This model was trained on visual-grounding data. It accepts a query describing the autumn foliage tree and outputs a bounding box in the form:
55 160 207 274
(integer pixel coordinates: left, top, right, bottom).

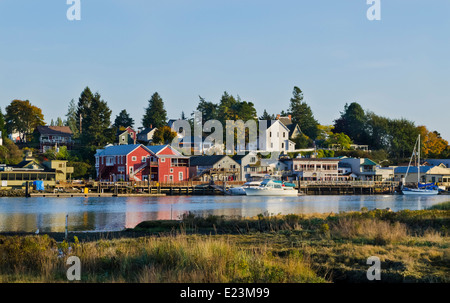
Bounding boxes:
5 99 45 142
152 126 178 145
417 126 449 158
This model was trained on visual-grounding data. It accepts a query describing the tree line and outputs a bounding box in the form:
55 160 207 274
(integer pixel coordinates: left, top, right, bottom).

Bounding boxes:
1 85 449 177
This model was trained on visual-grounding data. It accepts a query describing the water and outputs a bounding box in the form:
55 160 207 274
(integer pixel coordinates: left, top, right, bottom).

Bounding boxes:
0 195 448 232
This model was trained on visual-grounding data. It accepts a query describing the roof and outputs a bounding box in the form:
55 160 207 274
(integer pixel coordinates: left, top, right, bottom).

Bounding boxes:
362 159 378 166
231 153 255 163
277 117 293 126
264 120 290 132
36 126 73 136
394 166 434 174
189 155 231 167
97 144 143 156
138 127 157 136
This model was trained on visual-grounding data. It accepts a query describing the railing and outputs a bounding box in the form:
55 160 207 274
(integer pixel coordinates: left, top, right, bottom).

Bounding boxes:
298 181 399 187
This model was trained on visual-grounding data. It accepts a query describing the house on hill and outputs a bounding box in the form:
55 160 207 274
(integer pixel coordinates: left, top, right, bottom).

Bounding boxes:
35 126 74 153
258 119 296 153
117 127 137 145
136 127 157 144
95 144 189 182
276 115 302 140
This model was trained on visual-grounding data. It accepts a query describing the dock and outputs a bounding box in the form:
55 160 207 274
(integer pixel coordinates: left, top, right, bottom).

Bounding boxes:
25 180 401 197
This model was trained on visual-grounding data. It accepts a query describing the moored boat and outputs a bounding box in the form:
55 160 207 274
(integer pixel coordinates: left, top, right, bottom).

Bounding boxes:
244 179 299 196
401 135 439 195
227 181 262 195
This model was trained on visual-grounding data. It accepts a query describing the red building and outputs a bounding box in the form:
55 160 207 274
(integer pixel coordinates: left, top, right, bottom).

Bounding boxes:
95 144 190 182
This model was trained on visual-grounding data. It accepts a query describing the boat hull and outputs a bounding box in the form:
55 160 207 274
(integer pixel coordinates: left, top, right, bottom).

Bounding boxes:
402 188 439 195
245 188 299 196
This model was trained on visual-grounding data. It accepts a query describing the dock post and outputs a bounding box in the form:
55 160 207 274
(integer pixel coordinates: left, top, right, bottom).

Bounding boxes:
25 181 29 198
65 214 69 241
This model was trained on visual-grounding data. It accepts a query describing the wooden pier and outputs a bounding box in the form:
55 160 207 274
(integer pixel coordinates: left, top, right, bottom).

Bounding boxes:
32 180 401 197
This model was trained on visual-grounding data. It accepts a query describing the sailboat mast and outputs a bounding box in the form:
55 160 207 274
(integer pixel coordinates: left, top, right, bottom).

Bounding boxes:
418 134 420 185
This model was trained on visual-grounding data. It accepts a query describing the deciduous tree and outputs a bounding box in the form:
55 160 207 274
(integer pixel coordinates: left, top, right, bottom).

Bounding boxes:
5 99 45 142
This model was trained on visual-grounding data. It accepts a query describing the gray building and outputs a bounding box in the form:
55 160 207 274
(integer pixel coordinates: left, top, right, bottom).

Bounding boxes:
189 155 240 181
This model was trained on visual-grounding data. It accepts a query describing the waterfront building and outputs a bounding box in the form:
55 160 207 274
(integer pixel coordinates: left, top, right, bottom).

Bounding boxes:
0 151 74 189
394 164 450 186
95 144 189 182
189 155 240 182
286 156 340 181
232 152 270 181
34 125 74 153
425 159 450 168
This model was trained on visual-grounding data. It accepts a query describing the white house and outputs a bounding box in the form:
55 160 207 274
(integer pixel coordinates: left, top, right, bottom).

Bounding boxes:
258 120 296 153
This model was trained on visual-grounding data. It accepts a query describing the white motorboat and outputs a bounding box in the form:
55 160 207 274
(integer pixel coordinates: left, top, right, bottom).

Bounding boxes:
227 181 262 195
244 179 299 196
401 134 439 195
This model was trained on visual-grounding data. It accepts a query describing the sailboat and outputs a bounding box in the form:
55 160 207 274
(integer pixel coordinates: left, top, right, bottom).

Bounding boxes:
401 135 439 195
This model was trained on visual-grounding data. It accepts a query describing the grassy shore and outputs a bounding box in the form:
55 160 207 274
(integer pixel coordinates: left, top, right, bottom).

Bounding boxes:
0 203 449 283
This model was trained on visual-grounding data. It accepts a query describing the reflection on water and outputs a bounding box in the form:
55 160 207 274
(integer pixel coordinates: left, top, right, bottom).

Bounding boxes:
0 195 448 232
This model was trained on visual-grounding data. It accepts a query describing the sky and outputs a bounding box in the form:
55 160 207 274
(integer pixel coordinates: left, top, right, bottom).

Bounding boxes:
0 0 449 141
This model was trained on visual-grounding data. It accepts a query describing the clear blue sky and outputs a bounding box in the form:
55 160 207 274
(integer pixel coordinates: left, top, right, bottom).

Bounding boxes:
1 0 449 141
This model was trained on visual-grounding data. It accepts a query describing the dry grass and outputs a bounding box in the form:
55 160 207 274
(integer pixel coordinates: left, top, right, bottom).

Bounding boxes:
1 206 449 283
0 233 325 283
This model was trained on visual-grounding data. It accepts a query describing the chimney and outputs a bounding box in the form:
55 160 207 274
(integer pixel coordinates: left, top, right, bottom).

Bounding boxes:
288 115 292 120
276 114 280 120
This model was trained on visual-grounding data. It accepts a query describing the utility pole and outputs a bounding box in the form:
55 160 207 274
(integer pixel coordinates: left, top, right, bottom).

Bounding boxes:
79 114 83 134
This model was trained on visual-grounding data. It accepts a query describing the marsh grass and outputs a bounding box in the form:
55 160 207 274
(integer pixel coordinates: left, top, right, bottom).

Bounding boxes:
0 232 325 283
1 205 449 283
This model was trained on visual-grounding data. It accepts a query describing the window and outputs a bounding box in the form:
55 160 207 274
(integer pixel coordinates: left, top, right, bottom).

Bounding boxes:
161 158 165 162
132 156 137 162
269 132 272 138
170 168 174 173
142 156 146 163
129 166 134 174
281 143 284 148
283 132 286 138
179 172 183 181
250 157 256 163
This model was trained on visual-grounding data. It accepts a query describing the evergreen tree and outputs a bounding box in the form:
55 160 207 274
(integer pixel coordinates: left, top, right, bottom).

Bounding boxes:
65 99 79 136
259 109 275 121
142 92 168 128
333 102 368 144
56 117 64 127
76 87 95 135
288 86 319 139
81 92 115 149
75 87 115 166
196 96 218 123
0 108 6 140
114 109 135 129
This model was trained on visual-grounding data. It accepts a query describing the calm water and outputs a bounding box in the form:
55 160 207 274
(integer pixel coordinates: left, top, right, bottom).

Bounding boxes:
0 195 449 232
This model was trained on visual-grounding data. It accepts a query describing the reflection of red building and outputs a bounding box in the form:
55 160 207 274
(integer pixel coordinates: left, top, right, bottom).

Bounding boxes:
95 144 190 182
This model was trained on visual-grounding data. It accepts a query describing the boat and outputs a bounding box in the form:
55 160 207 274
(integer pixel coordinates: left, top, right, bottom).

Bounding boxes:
227 181 262 195
244 179 299 196
401 135 439 195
